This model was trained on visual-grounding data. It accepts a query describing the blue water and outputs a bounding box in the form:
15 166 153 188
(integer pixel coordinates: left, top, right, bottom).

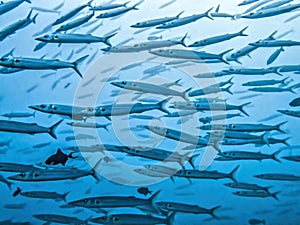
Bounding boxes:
0 0 300 224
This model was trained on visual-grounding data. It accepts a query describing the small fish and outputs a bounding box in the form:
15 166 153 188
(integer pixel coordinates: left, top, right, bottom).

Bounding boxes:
289 97 300 106
1 111 35 118
33 214 90 225
267 47 284 65
233 190 279 200
159 0 176 9
26 84 38 93
45 148 77 166
32 142 51 148
249 219 266 225
137 187 152 196
20 189 70 202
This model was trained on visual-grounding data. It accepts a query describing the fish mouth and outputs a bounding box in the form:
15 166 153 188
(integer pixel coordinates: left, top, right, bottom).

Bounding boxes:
101 47 111 52
28 105 40 110
35 37 43 41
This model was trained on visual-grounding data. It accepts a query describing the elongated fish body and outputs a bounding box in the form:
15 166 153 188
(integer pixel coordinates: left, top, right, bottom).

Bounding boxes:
90 213 170 225
211 131 265 141
219 150 280 162
194 71 230 78
224 182 271 192
248 86 294 93
8 168 98 181
134 168 173 178
233 190 279 200
220 138 262 146
29 104 92 119
92 99 170 116
111 81 189 100
52 1 92 25
149 49 231 64
33 214 88 225
21 191 69 201
0 55 88 78
171 102 250 116
0 10 37 41
0 119 62 139
0 66 22 74
242 3 300 19
0 0 30 16
96 4 139 19
238 0 259 6
254 173 300 181
67 121 110 129
156 202 220 219
258 0 293 11
200 122 286 133
142 125 201 145
103 35 187 53
0 162 42 172
242 77 288 86
223 67 280 75
91 2 129 11
273 64 300 73
188 84 232 97
156 8 213 29
278 109 300 118
189 27 248 47
210 5 234 18
282 155 300 162
1 112 35 118
36 33 116 46
251 40 300 47
131 11 184 28
267 47 284 65
226 45 258 62
199 113 242 124
68 190 160 209
175 166 239 182
56 12 94 32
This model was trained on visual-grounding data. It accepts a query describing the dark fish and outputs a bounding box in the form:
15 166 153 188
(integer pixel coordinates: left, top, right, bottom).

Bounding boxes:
290 97 300 106
249 219 266 225
13 187 21 197
137 187 152 196
45 148 77 166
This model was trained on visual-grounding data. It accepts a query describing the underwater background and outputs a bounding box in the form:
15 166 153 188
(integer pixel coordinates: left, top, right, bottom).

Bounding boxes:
0 0 300 224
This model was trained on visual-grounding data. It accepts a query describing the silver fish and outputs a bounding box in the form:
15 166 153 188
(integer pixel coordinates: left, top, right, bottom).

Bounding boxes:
233 190 279 200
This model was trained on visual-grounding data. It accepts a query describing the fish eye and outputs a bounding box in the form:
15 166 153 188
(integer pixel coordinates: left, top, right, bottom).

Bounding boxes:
14 59 20 62
232 153 235 156
82 199 87 203
95 200 100 204
33 173 39 177
168 204 172 207
20 173 25 177
40 104 46 108
101 108 106 112
101 216 107 220
121 81 127 85
135 150 139 153
44 35 49 38
187 171 191 175
133 44 139 47
54 35 58 38
51 105 57 110
113 217 120 221
136 23 140 25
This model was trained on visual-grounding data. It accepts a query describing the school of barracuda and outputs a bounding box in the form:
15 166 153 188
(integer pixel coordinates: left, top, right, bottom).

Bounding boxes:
0 0 300 224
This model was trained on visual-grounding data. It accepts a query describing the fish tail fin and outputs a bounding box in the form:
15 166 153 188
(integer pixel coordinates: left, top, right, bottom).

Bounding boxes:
224 83 233 95
148 190 161 211
238 102 251 116
25 0 31 3
123 1 130 6
262 219 266 225
73 55 89 78
179 33 188 47
276 121 287 133
204 7 214 20
31 13 38 24
281 76 289 85
272 191 280 201
132 3 139 10
288 84 298 93
48 120 63 139
229 165 239 183
167 212 176 225
26 9 33 20
174 78 182 86
272 150 282 163
32 111 36 118
86 0 93 7
219 49 233 64
226 76 234 85
209 205 221 219
176 10 184 18
91 158 102 181
238 26 248 36
182 87 192 101
187 153 199 169
158 97 171 115
261 131 270 146
282 137 290 147
63 191 71 202
103 123 111 132
103 32 117 47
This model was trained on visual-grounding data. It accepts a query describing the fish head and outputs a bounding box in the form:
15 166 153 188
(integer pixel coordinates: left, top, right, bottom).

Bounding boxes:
224 182 237 188
35 33 54 42
33 214 53 221
130 22 146 28
90 215 109 224
68 198 92 207
8 171 33 181
0 57 14 66
110 81 131 89
29 104 55 112
149 49 172 57
144 125 167 135
198 124 211 130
